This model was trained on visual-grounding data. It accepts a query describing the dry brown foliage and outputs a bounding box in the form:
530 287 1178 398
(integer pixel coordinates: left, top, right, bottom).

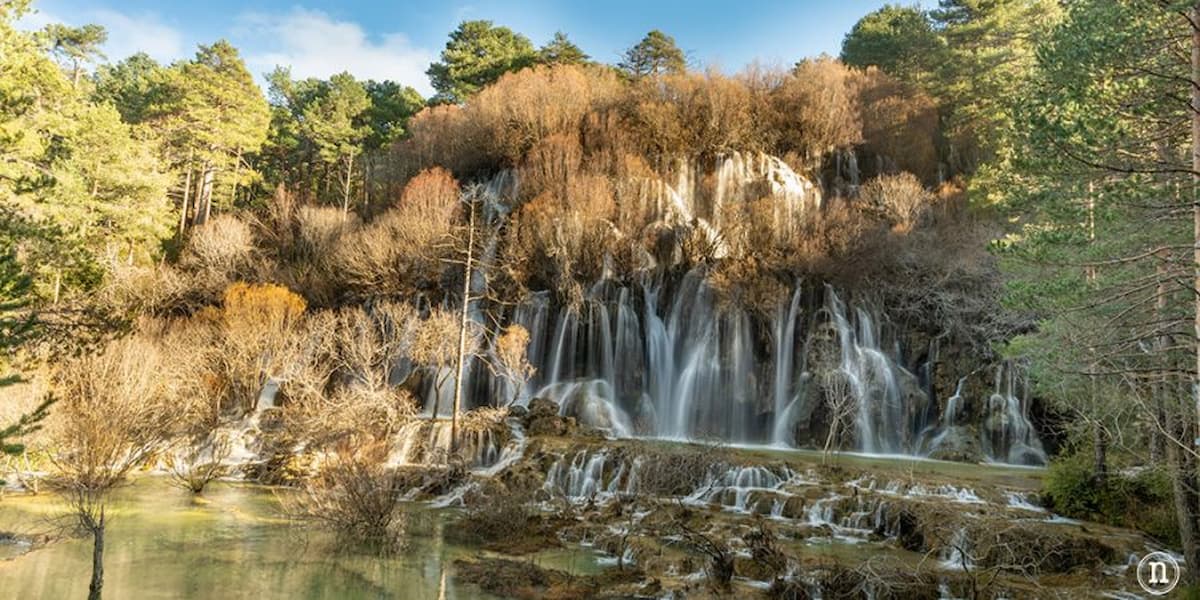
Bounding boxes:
209 282 309 412
289 442 410 553
408 308 461 370
181 214 255 278
622 70 756 157
472 64 622 165
853 68 940 184
493 324 535 406
51 335 179 492
769 58 862 173
505 176 618 294
398 167 461 220
395 103 486 178
335 173 460 299
860 172 933 231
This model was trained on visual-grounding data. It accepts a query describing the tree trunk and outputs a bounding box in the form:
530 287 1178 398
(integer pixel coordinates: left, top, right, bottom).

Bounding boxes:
1153 255 1170 462
1170 404 1200 585
195 164 215 226
227 148 243 209
450 201 476 451
1093 425 1107 483
341 153 354 218
1193 1 1200 446
178 163 193 238
88 509 105 600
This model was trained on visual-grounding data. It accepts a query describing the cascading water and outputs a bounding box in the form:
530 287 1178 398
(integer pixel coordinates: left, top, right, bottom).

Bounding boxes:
981 362 1047 465
423 152 1047 465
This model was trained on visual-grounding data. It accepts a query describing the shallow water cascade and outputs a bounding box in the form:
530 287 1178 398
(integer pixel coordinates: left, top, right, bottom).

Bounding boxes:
412 152 1048 465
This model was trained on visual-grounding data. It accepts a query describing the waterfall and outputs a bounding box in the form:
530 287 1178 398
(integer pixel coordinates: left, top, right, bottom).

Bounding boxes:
771 285 804 445
425 153 1047 465
505 276 1043 462
981 362 1047 465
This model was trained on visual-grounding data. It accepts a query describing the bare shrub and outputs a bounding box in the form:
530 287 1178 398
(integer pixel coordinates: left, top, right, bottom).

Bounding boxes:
289 442 410 553
157 318 224 431
859 172 933 231
98 262 193 316
50 335 179 600
472 64 622 165
210 282 308 412
335 174 460 299
446 484 557 553
632 442 730 497
287 386 417 449
408 308 482 419
821 370 856 462
166 432 232 494
671 518 734 591
331 303 416 395
181 214 255 278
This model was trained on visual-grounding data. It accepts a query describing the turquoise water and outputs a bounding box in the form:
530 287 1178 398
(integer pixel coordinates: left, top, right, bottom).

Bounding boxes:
0 479 602 599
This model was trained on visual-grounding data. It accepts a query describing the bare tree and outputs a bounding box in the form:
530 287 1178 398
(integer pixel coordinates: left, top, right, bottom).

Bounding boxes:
51 336 178 600
821 370 856 464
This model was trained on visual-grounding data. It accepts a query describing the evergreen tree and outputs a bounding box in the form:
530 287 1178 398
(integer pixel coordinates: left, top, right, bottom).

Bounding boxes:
302 72 372 214
538 31 590 66
619 30 687 78
929 0 1060 171
993 0 1200 578
840 4 943 88
93 52 168 124
362 80 424 151
151 41 270 227
427 20 537 103
41 23 106 87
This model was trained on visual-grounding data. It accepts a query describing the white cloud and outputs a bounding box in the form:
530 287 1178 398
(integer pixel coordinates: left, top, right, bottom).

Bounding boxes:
239 8 436 96
16 6 185 64
89 9 185 63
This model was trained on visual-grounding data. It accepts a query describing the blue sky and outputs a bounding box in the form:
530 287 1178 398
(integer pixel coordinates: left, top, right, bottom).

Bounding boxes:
20 1 931 96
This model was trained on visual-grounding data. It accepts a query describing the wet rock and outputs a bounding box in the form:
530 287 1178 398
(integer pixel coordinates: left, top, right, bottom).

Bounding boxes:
875 506 924 552
527 415 567 436
927 426 983 463
523 398 575 437
527 397 559 418
507 405 529 418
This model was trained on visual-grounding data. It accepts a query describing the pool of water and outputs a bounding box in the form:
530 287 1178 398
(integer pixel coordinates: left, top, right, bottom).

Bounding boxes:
0 479 604 599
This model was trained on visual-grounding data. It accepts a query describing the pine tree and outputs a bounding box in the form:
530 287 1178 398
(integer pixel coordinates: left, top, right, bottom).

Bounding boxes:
427 20 537 103
619 30 687 78
538 31 590 66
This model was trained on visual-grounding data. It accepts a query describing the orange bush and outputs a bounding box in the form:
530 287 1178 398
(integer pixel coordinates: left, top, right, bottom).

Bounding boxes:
399 167 462 220
222 282 307 330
